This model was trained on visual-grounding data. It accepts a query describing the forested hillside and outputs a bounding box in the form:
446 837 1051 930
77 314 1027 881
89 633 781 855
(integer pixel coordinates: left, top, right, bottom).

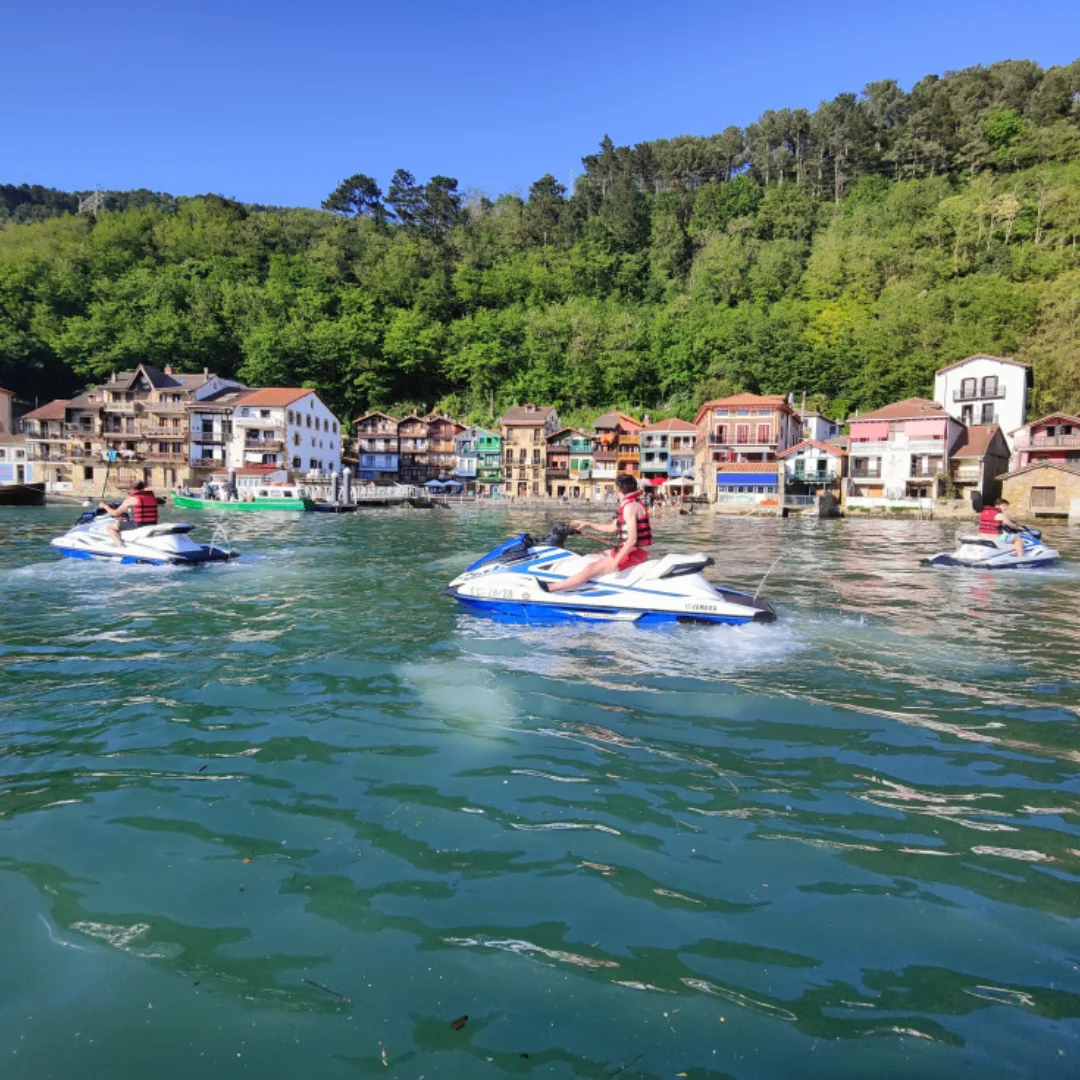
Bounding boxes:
2 57 1079 423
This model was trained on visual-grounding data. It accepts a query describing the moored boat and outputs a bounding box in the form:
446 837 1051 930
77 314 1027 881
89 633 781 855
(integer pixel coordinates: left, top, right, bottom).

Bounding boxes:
0 482 46 506
171 483 315 512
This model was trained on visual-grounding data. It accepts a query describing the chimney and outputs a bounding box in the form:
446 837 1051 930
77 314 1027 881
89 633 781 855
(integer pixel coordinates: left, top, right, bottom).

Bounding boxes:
164 364 173 375
643 413 651 425
204 367 209 379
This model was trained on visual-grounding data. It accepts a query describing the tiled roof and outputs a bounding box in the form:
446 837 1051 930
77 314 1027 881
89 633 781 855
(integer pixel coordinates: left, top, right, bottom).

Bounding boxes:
186 390 250 410
547 426 588 440
713 462 780 473
66 390 103 408
935 354 1032 375
22 399 70 421
826 436 849 450
997 461 1080 481
353 411 400 425
0 433 26 445
593 410 643 430
500 404 557 425
778 438 847 459
949 424 1004 459
234 388 317 407
0 387 14 396
694 394 793 425
642 417 697 432
850 397 949 422
1009 411 1080 436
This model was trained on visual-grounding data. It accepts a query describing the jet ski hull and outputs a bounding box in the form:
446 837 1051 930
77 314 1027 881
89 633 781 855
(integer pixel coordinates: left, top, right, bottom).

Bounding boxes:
922 531 1060 570
446 534 775 627
51 516 238 565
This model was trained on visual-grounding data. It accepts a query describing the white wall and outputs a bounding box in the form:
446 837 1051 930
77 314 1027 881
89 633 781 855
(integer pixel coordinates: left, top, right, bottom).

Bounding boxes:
934 358 1028 451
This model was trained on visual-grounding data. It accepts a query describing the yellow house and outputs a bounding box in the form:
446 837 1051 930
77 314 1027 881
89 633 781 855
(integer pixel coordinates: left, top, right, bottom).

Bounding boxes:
999 461 1080 518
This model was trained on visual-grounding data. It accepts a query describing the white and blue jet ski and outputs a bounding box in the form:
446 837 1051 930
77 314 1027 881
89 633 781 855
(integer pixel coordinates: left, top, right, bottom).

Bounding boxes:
922 526 1059 570
445 524 776 626
51 509 238 565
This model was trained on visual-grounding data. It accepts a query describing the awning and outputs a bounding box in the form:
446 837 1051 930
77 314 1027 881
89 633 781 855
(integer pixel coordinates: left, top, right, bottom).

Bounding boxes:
849 420 889 441
648 476 666 486
906 419 945 438
716 473 777 486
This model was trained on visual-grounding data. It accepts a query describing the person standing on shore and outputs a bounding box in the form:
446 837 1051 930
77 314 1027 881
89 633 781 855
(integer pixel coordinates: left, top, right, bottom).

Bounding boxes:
540 474 652 593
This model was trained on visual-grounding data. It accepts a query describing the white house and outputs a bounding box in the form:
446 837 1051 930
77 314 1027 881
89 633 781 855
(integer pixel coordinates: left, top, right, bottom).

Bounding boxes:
228 389 343 477
797 409 842 443
934 355 1031 453
777 439 847 487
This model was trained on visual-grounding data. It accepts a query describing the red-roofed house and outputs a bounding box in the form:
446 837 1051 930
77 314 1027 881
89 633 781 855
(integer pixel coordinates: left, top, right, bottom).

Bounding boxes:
1009 412 1080 470
640 418 697 488
692 394 800 502
846 398 965 507
778 439 848 491
229 389 343 477
500 404 561 497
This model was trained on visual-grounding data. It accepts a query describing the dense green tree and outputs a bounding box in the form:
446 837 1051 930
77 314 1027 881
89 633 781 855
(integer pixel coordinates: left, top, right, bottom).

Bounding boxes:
3 54 1080 422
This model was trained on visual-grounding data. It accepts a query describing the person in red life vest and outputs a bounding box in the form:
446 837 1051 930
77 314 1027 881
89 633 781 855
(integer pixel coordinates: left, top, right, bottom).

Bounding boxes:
978 497 1024 558
98 480 159 547
540 474 652 593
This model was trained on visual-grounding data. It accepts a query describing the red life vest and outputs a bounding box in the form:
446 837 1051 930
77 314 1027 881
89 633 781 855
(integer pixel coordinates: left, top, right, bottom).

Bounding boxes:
131 489 159 525
978 505 1001 535
615 490 652 548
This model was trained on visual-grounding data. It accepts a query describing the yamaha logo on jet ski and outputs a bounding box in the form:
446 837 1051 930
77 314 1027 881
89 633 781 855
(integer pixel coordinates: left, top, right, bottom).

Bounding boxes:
445 523 776 627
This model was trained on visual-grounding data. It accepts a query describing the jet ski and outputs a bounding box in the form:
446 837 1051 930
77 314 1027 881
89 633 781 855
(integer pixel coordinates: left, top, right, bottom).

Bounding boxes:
922 526 1059 570
51 509 238 565
445 524 776 626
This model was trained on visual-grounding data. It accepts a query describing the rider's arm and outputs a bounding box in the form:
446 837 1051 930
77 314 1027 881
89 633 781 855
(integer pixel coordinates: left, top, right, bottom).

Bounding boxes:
574 519 617 535
100 497 131 518
998 511 1021 530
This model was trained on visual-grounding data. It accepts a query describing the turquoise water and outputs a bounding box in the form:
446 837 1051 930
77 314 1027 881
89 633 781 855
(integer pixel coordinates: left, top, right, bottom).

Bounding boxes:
2 505 1079 1079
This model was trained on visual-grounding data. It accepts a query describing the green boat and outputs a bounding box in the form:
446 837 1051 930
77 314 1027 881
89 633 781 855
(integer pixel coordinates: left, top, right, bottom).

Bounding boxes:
171 486 315 512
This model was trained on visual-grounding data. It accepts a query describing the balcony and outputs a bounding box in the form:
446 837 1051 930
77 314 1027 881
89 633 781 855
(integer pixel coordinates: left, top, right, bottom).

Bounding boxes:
568 439 593 454
547 468 569 479
102 401 138 414
1017 433 1080 449
791 471 838 485
101 428 139 439
910 469 945 480
952 465 981 482
954 388 1005 402
64 424 96 439
141 450 188 462
570 467 592 479
191 431 227 444
709 435 777 447
245 439 285 452
850 469 882 479
142 425 187 438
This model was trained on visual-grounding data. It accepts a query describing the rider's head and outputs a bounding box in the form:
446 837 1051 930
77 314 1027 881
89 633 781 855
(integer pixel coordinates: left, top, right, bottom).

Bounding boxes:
131 480 146 492
996 498 1009 508
615 474 638 495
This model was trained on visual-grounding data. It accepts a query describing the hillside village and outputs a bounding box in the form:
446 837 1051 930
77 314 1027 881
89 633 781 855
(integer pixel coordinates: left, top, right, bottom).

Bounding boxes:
2 352 1080 516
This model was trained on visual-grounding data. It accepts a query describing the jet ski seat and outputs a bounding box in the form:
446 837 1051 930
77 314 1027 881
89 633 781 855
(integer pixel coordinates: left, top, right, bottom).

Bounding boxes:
608 553 714 587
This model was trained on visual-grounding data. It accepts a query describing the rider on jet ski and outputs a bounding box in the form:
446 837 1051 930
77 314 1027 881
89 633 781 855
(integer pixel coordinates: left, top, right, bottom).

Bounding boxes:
979 498 1024 559
98 480 158 548
540 474 652 593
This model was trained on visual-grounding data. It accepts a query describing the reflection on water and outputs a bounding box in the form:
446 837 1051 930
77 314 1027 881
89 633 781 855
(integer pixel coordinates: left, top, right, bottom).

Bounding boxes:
1 506 1078 1078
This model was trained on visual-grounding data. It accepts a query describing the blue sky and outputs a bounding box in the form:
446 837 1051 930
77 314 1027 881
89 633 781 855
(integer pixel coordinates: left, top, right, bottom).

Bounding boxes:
6 0 1080 208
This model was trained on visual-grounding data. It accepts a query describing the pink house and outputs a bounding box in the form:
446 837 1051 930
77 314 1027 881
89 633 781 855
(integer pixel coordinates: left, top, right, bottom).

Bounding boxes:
847 397 964 503
1010 412 1080 469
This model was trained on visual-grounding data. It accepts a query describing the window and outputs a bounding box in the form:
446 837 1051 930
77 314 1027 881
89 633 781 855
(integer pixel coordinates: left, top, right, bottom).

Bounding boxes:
735 424 750 444
962 405 973 425
294 433 301 446
981 404 995 423
260 409 270 419
83 465 93 480
736 409 749 416
982 376 998 397
715 425 728 443
1031 486 1056 508
333 422 338 434
757 423 771 443
306 416 312 428
293 457 301 468
287 410 294 424
961 377 976 399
